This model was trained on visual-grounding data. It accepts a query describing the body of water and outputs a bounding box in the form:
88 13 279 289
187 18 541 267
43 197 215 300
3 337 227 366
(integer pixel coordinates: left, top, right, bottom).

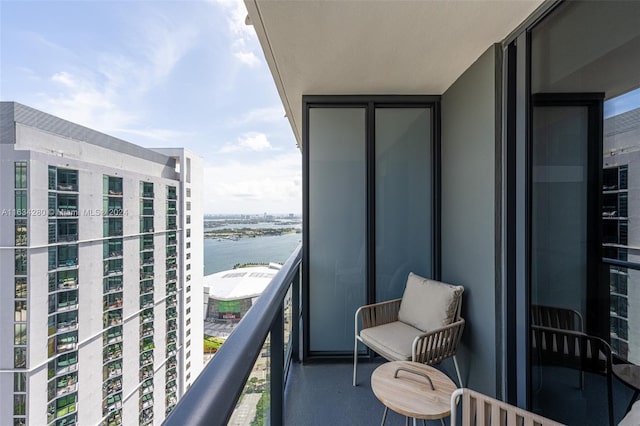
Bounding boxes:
203 232 301 275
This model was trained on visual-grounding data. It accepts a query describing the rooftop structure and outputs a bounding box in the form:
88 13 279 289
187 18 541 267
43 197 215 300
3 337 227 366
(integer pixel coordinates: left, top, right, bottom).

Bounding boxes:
203 264 282 322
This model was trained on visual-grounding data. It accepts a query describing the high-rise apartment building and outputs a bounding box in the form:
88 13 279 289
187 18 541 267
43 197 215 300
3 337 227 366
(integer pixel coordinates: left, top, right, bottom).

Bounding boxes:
603 106 640 364
0 102 203 426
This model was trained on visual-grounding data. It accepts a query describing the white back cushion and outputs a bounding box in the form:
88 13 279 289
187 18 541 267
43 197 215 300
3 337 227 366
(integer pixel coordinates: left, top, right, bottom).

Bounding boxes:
398 272 464 333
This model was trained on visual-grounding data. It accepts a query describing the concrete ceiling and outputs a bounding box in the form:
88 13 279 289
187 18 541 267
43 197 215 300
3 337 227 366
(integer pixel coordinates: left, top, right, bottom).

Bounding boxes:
245 0 544 146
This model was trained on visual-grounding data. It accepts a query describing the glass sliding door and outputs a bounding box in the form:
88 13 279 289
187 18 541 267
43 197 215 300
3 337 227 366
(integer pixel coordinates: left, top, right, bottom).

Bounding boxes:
375 108 432 301
308 107 366 353
523 2 640 423
530 96 603 425
531 103 590 315
304 97 437 357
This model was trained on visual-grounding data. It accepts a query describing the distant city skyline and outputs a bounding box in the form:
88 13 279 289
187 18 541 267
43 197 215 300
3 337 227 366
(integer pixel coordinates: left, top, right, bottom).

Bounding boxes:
0 0 301 214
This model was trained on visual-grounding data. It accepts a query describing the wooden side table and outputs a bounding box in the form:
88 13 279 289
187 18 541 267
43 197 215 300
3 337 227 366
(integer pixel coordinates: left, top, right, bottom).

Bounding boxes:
371 360 457 426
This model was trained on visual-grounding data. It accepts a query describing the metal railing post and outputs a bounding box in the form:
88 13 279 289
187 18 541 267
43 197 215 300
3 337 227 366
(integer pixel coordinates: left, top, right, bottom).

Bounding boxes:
270 300 284 425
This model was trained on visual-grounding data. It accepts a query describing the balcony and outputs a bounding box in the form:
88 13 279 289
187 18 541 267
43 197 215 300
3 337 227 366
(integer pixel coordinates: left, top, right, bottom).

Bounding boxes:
56 183 78 192
103 327 123 345
140 326 154 338
104 278 123 294
54 301 79 314
166 344 177 357
140 352 154 367
58 277 78 290
54 320 78 335
140 339 155 353
103 298 123 312
140 366 153 381
55 233 78 243
140 379 154 395
104 411 121 426
105 361 122 379
56 208 78 217
164 245 468 425
140 396 153 410
103 310 122 327
140 296 154 309
140 410 153 425
56 381 78 397
104 344 122 362
167 320 177 332
103 394 122 415
103 378 122 395
140 309 154 324
104 250 123 260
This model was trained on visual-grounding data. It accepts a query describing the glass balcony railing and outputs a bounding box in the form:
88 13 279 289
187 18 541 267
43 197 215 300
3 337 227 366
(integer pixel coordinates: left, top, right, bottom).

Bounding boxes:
58 276 78 290
105 411 121 426
103 394 122 415
104 344 122 362
103 327 123 345
140 294 154 309
140 339 155 353
141 309 154 324
164 245 301 426
140 352 153 367
103 377 122 396
167 319 177 332
103 297 122 312
140 282 154 295
166 356 177 370
103 310 122 327
140 365 153 381
57 183 78 192
103 277 123 294
105 360 122 379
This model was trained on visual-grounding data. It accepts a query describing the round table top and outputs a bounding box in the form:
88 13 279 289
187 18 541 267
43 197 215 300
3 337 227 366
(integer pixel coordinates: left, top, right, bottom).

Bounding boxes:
371 360 457 420
613 363 640 390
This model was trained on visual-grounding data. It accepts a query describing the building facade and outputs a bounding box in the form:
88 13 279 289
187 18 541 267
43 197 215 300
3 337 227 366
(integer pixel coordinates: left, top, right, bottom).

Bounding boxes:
0 102 203 426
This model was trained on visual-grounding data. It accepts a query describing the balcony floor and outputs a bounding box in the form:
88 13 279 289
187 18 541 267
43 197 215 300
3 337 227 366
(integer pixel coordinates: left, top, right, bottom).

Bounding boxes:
284 360 450 426
284 360 635 425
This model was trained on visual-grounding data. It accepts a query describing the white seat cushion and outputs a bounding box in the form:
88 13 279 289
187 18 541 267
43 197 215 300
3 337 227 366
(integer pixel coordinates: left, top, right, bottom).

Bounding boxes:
360 321 423 361
398 272 464 333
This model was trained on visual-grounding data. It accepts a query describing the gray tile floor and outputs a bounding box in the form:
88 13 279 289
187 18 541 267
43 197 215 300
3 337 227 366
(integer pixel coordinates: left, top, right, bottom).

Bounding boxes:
284 360 450 426
283 361 637 426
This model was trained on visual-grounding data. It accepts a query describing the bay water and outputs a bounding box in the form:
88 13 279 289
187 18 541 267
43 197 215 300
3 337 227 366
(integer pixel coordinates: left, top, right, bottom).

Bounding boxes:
203 232 302 275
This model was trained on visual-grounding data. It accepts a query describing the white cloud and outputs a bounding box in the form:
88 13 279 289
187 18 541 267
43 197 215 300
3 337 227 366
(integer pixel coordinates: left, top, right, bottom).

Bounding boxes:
30 12 199 141
232 106 285 126
219 132 274 153
210 0 262 67
203 151 302 214
42 70 135 132
234 51 260 67
115 128 197 145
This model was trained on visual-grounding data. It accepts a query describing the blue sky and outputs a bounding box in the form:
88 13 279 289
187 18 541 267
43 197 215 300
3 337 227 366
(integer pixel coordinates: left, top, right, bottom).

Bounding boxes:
0 0 300 215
